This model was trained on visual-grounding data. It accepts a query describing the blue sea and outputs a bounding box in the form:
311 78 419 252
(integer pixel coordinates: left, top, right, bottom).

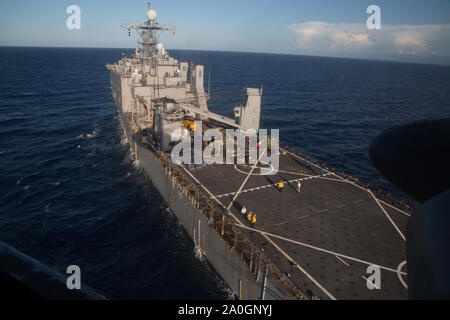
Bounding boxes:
0 47 449 299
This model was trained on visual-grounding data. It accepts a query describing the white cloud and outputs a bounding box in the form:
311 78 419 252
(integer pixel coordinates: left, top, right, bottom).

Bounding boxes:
288 22 450 62
290 22 373 50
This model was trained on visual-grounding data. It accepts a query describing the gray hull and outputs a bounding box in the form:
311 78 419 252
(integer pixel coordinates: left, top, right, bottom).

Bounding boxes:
115 107 286 300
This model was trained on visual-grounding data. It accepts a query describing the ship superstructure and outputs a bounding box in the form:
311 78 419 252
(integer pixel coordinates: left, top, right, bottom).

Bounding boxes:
107 5 261 152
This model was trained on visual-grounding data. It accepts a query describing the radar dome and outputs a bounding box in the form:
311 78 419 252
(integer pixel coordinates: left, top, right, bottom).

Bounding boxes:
156 43 164 51
146 9 157 20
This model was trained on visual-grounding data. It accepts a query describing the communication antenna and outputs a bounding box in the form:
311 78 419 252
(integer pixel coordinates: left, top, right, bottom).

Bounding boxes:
121 3 175 61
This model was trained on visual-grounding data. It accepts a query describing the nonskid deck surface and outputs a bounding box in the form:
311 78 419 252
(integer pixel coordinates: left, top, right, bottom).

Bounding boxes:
180 150 410 300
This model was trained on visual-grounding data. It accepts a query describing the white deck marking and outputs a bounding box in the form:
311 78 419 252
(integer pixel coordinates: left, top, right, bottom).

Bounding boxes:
227 149 267 211
337 177 411 217
281 147 411 215
260 231 337 300
234 163 275 176
215 174 326 199
184 149 409 299
181 165 228 210
223 153 337 299
335 255 349 267
183 162 336 300
378 199 411 217
280 148 333 175
281 147 411 242
276 169 332 177
274 214 309 227
397 261 408 289
234 224 406 275
368 189 406 241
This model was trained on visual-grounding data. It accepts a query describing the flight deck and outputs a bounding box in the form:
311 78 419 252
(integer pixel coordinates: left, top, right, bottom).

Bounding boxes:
181 146 411 300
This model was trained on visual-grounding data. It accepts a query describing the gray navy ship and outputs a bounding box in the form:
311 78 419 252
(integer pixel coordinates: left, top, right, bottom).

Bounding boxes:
106 5 413 300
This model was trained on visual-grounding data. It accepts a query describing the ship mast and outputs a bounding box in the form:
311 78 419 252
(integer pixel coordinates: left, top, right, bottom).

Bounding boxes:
121 3 174 61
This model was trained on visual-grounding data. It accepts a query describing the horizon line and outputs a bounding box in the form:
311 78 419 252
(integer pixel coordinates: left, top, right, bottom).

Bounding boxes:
1 45 449 67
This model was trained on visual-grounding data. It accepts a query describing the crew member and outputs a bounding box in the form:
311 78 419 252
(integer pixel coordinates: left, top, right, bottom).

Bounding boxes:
252 214 256 225
241 206 247 216
297 181 302 193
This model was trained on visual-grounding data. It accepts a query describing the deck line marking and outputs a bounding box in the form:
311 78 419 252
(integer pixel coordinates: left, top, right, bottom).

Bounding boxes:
281 147 412 217
275 215 309 226
341 178 411 217
215 175 322 199
180 165 246 228
311 176 353 183
181 165 226 208
260 232 337 300
185 150 409 298
377 199 411 217
277 169 332 178
335 255 349 267
368 189 406 242
235 164 332 180
183 165 374 300
227 150 267 211
397 261 408 289
337 204 346 208
326 172 412 217
265 169 313 177
234 224 406 275
280 148 333 175
183 164 335 300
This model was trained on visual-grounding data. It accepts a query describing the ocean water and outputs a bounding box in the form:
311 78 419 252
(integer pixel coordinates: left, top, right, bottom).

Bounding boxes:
0 47 449 299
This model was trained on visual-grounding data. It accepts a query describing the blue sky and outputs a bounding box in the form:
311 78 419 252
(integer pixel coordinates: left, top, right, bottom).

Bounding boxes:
1 0 450 64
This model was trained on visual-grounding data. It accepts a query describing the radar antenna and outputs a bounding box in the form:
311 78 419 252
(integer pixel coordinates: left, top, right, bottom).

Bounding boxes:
121 3 175 60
